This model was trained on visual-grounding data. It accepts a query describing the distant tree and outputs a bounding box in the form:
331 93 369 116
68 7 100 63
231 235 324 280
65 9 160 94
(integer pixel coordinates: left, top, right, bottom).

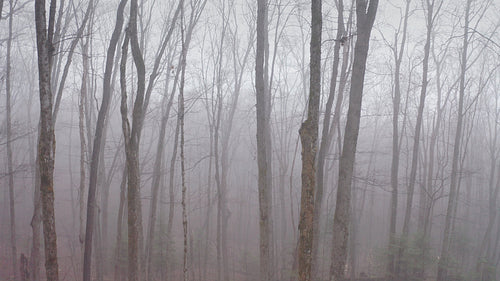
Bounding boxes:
82 0 126 280
396 0 440 277
5 0 16 279
312 0 346 278
437 0 471 279
386 1 411 279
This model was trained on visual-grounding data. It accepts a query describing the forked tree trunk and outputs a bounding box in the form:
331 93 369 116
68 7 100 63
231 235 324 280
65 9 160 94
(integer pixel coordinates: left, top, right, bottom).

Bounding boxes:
330 1 378 280
124 0 147 279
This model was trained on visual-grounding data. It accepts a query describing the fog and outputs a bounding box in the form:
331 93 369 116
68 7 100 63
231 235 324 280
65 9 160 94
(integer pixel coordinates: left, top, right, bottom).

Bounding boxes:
1 0 500 280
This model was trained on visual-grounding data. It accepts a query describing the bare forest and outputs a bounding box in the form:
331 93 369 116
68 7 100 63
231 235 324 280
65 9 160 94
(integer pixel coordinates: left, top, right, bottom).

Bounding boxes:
1 0 500 280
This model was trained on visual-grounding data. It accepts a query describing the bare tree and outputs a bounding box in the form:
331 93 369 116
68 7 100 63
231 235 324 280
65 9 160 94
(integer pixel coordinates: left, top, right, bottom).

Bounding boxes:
330 1 378 280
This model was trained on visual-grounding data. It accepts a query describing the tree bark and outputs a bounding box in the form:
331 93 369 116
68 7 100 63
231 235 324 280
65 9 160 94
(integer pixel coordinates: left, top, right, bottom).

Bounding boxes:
34 0 59 280
297 1 321 280
79 27 89 258
122 0 148 279
330 1 378 280
179 12 189 279
256 0 274 280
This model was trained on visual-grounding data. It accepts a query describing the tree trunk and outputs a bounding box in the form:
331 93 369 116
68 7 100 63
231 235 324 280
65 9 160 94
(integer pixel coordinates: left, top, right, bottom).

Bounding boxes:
330 1 378 280
5 0 17 279
34 0 59 280
297 1 321 280
79 30 89 256
312 1 344 278
167 114 180 280
114 168 127 281
387 1 410 279
396 0 435 277
124 0 147 279
178 8 189 280
256 0 274 280
437 0 470 279
82 0 127 279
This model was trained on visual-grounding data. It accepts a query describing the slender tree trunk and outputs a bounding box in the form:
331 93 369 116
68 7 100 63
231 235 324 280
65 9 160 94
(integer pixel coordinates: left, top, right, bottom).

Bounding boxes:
330 1 378 280
312 1 344 278
79 32 89 256
396 0 436 277
166 115 180 280
437 1 470 279
82 0 127 280
145 62 172 281
387 2 410 279
5 0 17 279
256 1 273 280
179 12 188 279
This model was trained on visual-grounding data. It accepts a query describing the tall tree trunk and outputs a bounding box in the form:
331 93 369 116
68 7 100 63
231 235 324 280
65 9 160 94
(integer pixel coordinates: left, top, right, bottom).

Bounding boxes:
34 0 59 280
79 31 89 256
396 0 436 277
437 0 470 279
179 11 189 279
256 0 273 280
5 0 17 279
330 1 378 280
123 0 147 279
82 0 127 280
387 1 410 279
312 1 344 278
297 1 321 280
